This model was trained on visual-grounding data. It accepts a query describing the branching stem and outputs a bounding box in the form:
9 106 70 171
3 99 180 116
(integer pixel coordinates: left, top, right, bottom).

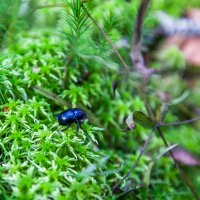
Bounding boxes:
156 127 199 200
129 0 199 198
159 116 200 127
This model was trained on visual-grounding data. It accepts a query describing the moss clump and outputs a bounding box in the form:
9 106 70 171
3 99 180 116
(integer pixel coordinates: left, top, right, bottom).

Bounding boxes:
1 0 200 199
0 98 107 199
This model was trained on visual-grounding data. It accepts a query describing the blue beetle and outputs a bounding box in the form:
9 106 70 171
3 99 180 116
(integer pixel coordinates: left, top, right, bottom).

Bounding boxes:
56 108 86 134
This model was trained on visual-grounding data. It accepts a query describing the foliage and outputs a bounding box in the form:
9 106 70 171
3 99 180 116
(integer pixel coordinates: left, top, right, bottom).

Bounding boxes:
0 0 200 199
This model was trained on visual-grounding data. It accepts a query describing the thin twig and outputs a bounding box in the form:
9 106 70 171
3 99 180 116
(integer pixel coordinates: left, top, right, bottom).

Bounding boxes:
112 127 155 192
159 116 200 127
131 0 155 80
82 5 130 72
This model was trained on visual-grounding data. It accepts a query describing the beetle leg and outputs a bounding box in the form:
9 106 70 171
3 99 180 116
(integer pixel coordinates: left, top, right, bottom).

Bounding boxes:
78 120 82 129
76 123 79 135
61 124 71 132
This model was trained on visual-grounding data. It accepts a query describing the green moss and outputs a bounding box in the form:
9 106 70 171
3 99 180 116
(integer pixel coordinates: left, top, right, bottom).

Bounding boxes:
1 0 200 199
0 98 105 199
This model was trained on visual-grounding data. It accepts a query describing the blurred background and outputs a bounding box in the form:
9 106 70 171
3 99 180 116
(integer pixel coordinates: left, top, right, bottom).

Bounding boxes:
1 0 200 199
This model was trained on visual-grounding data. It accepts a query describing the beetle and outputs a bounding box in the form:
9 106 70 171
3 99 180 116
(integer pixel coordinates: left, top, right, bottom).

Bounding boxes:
56 108 86 134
